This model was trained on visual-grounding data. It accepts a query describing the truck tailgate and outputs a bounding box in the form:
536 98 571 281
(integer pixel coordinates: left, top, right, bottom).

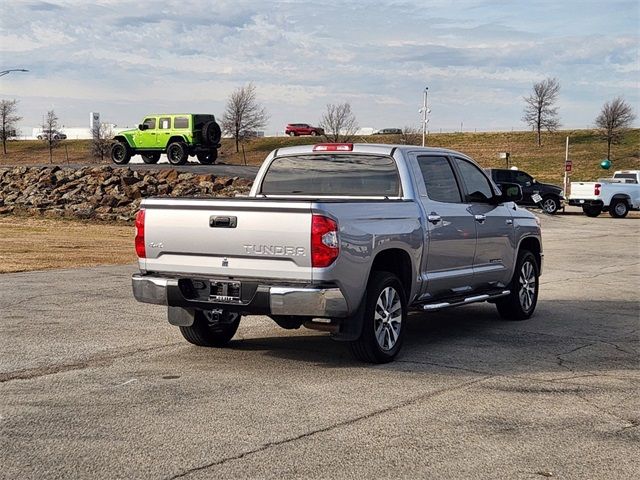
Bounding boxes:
141 198 312 281
570 182 597 199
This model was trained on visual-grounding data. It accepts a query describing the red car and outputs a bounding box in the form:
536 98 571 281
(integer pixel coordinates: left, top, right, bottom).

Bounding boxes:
285 123 324 136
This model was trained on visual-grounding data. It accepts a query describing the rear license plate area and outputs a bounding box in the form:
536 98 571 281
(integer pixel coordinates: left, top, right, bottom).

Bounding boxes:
210 280 242 303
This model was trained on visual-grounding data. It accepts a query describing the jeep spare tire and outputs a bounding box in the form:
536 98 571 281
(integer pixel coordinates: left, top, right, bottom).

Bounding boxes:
202 121 221 146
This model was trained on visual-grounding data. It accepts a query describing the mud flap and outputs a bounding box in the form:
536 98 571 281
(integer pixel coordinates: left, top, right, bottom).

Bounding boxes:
168 306 195 327
331 297 366 342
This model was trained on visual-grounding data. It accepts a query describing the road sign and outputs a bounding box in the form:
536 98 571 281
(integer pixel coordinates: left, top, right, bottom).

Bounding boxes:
565 160 572 172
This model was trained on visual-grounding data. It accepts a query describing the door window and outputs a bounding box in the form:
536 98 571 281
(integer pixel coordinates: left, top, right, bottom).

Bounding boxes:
453 157 494 203
159 117 171 130
513 171 533 185
416 156 462 203
142 118 156 129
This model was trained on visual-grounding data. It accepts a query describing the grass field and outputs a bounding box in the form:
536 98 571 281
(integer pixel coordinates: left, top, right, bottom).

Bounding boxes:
1 129 638 184
0 216 136 273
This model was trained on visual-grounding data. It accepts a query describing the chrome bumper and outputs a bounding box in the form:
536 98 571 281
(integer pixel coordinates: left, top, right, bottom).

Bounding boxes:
131 274 349 318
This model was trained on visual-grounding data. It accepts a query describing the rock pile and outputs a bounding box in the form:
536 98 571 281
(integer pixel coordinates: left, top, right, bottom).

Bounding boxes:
0 166 253 222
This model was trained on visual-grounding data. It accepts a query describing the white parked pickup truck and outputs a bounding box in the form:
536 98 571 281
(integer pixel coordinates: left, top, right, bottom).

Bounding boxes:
569 170 640 218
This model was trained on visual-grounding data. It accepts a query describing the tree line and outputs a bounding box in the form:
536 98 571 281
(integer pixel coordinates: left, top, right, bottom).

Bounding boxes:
1 81 636 161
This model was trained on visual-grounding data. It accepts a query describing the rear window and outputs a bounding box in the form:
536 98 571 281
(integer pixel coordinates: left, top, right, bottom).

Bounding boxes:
613 173 638 183
261 154 401 196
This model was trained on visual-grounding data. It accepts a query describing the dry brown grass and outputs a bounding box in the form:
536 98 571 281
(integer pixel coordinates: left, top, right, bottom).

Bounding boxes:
2 130 638 185
0 216 136 273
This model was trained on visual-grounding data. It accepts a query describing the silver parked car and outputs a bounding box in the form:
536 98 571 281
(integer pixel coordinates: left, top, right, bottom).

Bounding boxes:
37 129 67 140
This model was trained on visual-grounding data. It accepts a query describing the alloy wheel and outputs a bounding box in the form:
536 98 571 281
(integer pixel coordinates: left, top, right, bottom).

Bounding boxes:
373 286 402 351
518 261 536 311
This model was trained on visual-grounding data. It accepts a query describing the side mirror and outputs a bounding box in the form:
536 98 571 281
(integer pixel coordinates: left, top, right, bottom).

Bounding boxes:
496 182 523 203
138 124 148 131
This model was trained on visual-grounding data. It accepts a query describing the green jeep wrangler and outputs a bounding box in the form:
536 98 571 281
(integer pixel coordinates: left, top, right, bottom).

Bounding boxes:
111 114 221 165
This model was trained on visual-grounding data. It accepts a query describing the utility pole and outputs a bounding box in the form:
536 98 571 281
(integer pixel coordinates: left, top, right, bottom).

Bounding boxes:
420 86 429 147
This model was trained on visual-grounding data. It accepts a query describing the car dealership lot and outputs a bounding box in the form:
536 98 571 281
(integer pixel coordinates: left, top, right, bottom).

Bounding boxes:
1 213 638 479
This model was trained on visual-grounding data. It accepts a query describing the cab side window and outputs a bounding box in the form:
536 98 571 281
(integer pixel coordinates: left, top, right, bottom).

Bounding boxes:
174 117 189 129
495 170 511 183
143 118 156 129
453 157 494 203
159 117 171 130
417 156 462 203
514 171 532 185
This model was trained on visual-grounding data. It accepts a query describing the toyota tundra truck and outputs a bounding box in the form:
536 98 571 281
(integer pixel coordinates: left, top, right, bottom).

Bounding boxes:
132 143 543 363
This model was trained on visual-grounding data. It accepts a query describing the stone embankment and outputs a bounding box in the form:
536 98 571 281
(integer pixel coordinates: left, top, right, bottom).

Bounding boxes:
0 166 253 222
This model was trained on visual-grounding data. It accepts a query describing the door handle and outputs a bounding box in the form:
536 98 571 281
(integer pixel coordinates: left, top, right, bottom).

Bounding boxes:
427 214 442 224
505 219 513 225
474 214 486 223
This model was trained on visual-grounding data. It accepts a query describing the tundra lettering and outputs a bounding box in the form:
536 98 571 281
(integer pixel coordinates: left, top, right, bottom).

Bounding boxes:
243 245 306 256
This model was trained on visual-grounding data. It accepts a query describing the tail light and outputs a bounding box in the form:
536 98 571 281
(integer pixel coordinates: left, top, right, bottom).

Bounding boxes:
135 209 146 258
311 214 339 267
594 183 601 196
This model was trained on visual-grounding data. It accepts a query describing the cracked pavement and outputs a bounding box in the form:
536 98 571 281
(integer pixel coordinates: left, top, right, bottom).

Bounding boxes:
1 213 638 479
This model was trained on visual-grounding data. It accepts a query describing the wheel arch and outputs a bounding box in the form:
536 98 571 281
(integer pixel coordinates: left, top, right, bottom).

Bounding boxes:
369 248 414 300
517 236 542 273
610 193 631 204
113 135 133 148
167 135 188 145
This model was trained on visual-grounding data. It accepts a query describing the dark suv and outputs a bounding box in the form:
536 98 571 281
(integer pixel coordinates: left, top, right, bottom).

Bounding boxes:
486 168 564 214
285 123 324 136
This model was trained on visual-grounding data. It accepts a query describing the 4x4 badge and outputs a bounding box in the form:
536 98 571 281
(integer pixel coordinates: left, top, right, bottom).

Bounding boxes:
222 258 229 267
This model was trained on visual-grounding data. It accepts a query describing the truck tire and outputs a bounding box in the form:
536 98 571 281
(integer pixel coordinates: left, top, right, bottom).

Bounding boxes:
609 199 629 218
582 205 601 217
202 121 221 146
141 152 161 164
111 141 131 165
349 271 406 363
288 131 296 137
541 196 560 214
179 309 241 347
167 141 188 165
197 150 218 165
495 250 539 321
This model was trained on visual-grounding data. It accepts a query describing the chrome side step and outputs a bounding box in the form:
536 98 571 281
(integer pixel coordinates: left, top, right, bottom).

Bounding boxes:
422 290 510 311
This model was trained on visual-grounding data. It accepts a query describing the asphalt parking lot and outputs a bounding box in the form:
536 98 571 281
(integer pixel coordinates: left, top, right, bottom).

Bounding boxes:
1 212 638 480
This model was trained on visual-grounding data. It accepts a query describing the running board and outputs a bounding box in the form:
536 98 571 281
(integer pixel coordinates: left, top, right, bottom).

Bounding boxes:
421 290 511 311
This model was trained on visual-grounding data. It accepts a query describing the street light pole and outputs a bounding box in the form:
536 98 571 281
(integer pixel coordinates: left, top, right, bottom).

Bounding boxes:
0 69 29 77
421 87 428 147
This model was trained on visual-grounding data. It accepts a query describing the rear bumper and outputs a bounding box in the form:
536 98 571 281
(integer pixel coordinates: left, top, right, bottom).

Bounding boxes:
568 199 602 207
131 274 349 318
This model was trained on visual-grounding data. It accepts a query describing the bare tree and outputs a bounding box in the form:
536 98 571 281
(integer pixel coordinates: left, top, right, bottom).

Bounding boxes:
595 97 636 160
522 77 561 146
221 83 269 153
319 102 358 143
0 99 21 154
41 110 61 163
400 125 420 145
90 122 114 162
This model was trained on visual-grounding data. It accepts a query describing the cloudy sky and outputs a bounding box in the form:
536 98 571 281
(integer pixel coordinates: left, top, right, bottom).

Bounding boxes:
1 0 638 134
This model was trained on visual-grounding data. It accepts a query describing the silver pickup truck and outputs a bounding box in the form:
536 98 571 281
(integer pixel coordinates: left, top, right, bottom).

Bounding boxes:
132 143 543 363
